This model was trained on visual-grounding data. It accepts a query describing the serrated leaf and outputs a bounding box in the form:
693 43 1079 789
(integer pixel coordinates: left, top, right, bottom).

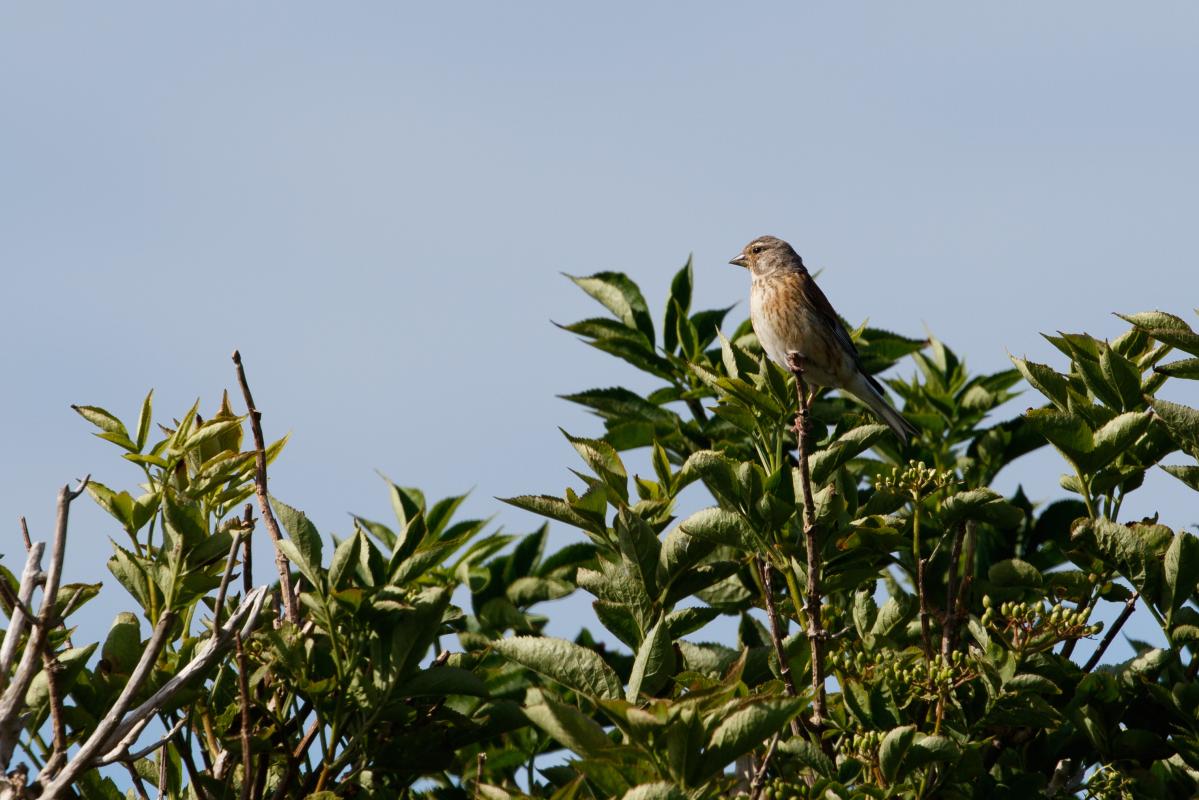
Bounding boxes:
627 618 673 700
72 404 128 435
568 272 655 344
1010 357 1070 410
271 496 323 580
493 636 622 700
988 558 1042 587
810 424 888 485
1165 532 1199 621
697 697 804 781
524 689 615 759
941 488 1024 528
678 507 753 549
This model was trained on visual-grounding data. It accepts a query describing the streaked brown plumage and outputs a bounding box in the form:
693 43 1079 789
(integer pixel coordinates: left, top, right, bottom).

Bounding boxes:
730 235 917 443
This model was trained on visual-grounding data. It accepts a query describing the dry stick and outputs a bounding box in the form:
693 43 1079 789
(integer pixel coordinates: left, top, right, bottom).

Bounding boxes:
18 517 31 552
749 735 780 800
122 762 151 800
232 350 299 625
1083 592 1139 673
214 507 254 631
39 611 176 800
755 558 802 739
940 522 969 658
785 353 827 730
0 478 87 770
40 653 68 778
266 719 320 800
0 543 46 684
95 718 186 766
235 633 254 800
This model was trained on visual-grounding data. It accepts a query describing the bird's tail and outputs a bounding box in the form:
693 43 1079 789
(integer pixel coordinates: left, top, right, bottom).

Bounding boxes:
847 373 919 445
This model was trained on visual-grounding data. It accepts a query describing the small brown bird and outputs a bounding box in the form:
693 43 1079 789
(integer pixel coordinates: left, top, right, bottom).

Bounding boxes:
730 235 917 443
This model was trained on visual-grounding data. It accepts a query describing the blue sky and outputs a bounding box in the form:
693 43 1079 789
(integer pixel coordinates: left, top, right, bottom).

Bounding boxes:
2 3 1198 663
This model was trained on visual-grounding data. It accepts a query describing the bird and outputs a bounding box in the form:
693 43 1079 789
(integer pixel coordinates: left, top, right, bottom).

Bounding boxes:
730 235 918 443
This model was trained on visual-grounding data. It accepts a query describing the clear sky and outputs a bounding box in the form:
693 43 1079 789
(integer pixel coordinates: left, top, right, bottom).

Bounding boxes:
2 3 1197 663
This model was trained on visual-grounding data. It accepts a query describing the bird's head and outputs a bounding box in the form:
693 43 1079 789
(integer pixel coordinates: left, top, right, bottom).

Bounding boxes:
729 235 803 277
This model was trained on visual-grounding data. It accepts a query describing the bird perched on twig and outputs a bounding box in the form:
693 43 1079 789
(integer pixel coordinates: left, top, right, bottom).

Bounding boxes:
730 235 918 444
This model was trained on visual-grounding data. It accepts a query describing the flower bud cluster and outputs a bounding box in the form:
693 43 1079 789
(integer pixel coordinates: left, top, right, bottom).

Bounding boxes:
981 595 1101 652
759 776 808 800
879 460 956 498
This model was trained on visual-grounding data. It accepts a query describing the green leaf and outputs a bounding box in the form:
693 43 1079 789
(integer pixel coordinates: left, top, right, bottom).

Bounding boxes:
524 689 614 759
560 388 674 425
563 430 628 503
1118 311 1199 355
778 736 836 778
663 257 693 354
698 697 804 781
1151 397 1199 455
1010 357 1070 410
615 509 661 599
1164 532 1199 620
1073 518 1159 598
271 496 323 579
626 617 673 700
568 272 655 344
492 636 622 700
678 507 753 549
678 450 741 507
878 724 917 784
134 390 154 451
619 784 685 800
72 404 128 435
1162 465 1199 492
1155 357 1199 379
277 539 321 589
397 666 488 697
904 735 960 771
941 488 1024 528
328 531 363 590
810 424 888 485
1085 410 1152 471
988 558 1042 588
1100 342 1142 410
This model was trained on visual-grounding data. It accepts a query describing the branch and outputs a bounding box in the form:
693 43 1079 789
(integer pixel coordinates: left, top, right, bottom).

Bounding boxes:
39 652 68 778
1083 591 1139 673
940 522 967 658
0 477 87 770
235 633 253 800
232 350 299 624
749 735 779 800
94 718 186 766
785 352 827 730
755 558 802 739
39 609 175 799
97 587 269 754
0 543 45 682
214 507 254 632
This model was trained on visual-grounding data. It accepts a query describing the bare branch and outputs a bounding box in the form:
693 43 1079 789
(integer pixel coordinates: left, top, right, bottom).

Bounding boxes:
755 558 802 739
785 352 827 731
39 610 176 799
214 509 253 631
235 633 253 800
1083 592 1139 673
98 587 269 755
232 351 299 624
0 543 45 683
0 479 87 769
40 652 68 778
95 718 186 766
17 518 30 553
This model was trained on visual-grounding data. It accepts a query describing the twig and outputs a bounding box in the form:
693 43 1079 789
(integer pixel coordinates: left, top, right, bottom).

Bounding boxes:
156 745 168 800
214 507 253 631
235 633 254 800
266 717 320 800
122 762 151 800
40 652 68 778
0 478 87 770
97 587 269 754
941 522 968 658
39 610 175 799
749 735 779 800
0 543 45 683
243 508 254 597
785 352 827 730
755 558 802 738
232 351 299 625
95 718 187 766
1083 592 1139 673
17 518 31 552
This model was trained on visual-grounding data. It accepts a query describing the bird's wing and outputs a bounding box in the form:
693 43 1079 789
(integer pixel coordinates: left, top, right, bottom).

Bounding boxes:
799 270 863 363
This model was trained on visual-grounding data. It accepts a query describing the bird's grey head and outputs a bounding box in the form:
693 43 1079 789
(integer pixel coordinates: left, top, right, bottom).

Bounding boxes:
729 235 804 277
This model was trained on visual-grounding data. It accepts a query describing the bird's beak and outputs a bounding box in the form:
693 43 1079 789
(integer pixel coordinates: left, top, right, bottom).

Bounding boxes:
729 254 748 268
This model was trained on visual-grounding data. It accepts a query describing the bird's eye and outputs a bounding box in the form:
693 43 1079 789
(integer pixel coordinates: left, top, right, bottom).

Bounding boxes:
751 245 763 254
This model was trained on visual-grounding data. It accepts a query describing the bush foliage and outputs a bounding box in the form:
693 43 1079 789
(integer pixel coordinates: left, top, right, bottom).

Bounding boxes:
3 263 1199 799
